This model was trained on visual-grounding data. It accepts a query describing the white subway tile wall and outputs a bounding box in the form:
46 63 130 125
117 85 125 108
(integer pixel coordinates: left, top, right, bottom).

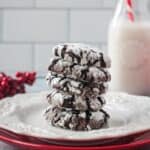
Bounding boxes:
0 44 32 72
0 0 34 8
34 44 54 73
36 0 103 8
0 0 117 75
3 10 68 42
103 0 117 8
70 10 112 43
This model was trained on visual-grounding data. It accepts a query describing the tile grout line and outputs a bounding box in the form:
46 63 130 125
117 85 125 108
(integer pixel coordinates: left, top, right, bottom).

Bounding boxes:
33 0 37 8
101 0 104 8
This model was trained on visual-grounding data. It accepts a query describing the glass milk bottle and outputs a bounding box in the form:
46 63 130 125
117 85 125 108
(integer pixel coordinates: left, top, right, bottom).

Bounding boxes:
108 0 150 96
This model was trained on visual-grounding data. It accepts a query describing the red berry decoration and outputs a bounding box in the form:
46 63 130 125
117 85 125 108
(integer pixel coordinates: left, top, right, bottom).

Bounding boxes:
0 72 36 100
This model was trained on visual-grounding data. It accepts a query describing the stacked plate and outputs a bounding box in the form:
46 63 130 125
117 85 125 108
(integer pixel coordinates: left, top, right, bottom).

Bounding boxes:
0 91 150 150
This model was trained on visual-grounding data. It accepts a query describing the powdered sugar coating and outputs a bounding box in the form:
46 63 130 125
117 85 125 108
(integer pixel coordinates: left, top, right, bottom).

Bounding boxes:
53 43 111 68
45 43 111 131
47 90 106 111
45 106 109 131
46 72 108 96
48 58 111 83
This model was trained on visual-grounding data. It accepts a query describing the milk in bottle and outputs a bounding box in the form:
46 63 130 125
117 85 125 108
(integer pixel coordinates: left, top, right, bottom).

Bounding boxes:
108 0 150 95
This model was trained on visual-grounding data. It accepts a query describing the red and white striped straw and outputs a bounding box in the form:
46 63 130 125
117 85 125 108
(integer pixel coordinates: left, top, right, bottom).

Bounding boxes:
125 0 134 22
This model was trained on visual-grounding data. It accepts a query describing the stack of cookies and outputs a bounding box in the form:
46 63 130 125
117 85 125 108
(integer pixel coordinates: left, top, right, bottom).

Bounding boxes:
45 43 111 131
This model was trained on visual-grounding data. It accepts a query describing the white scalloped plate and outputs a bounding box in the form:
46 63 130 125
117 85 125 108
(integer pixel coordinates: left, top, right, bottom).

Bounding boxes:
0 91 150 143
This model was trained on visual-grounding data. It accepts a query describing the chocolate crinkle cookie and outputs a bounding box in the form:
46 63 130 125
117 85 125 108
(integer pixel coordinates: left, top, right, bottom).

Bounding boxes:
48 57 111 83
45 43 111 131
45 106 109 131
46 90 106 111
46 72 108 96
53 43 111 68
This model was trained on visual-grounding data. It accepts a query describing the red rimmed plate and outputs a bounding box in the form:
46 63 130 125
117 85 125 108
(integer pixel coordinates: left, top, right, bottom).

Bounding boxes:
0 92 150 147
0 131 150 150
0 127 150 147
